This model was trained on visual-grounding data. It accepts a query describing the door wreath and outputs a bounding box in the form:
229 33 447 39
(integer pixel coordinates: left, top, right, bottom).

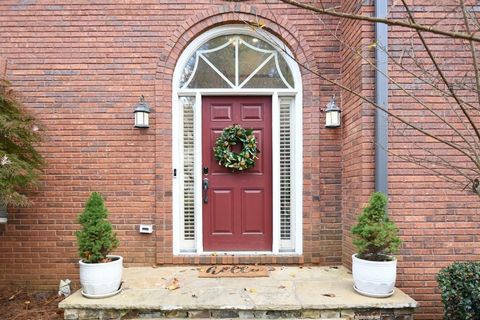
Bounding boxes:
213 124 258 171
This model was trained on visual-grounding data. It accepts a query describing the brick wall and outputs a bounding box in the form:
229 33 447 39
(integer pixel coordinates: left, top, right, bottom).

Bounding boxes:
1 1 479 319
388 1 480 319
0 1 343 289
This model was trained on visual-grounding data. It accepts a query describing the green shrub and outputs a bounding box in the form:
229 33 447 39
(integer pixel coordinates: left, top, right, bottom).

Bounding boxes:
0 78 44 207
351 192 401 261
437 261 480 320
75 192 119 263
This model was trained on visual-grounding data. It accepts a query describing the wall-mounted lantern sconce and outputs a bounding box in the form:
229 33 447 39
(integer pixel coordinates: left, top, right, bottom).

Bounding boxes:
134 95 150 128
325 95 341 128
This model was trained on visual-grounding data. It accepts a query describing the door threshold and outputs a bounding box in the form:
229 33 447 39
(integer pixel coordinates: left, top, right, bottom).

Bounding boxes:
177 251 300 256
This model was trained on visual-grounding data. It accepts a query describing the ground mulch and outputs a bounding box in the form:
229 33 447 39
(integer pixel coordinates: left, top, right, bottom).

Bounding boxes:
0 287 64 320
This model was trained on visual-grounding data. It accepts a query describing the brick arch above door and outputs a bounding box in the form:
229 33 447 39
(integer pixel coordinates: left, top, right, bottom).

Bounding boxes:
155 3 316 80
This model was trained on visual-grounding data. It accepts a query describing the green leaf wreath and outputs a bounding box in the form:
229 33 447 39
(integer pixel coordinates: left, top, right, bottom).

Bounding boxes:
213 124 258 171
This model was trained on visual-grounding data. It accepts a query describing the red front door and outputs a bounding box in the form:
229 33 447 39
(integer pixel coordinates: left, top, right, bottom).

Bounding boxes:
202 96 272 251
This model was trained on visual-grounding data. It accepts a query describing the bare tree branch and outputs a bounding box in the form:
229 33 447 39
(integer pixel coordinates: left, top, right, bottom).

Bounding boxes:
460 0 480 113
274 0 480 43
344 39 479 159
401 0 480 146
308 11 480 161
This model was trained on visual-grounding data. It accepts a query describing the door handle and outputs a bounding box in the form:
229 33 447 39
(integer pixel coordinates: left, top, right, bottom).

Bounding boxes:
202 178 209 204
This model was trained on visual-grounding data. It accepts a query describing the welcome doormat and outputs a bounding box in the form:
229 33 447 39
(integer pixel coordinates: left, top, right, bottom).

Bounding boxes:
198 265 269 278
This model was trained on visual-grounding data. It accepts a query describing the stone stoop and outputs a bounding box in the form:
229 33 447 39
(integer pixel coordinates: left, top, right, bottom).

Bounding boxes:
60 266 417 320
63 307 415 320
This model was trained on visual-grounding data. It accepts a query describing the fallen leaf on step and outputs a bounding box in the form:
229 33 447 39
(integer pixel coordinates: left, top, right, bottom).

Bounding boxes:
322 293 336 297
244 288 256 293
166 278 180 291
192 294 198 298
289 273 296 278
278 285 286 289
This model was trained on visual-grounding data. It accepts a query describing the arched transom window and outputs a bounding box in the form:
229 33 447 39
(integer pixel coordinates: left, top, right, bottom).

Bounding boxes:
180 35 294 89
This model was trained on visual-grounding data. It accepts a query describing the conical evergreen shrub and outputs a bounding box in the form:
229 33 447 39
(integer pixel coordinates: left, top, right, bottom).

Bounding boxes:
75 192 119 263
351 192 401 261
0 78 43 207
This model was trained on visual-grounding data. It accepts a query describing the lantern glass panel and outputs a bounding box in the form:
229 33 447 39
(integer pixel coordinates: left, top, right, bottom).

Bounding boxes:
135 112 141 126
326 112 332 127
326 110 341 127
143 112 149 126
135 111 149 127
331 111 339 126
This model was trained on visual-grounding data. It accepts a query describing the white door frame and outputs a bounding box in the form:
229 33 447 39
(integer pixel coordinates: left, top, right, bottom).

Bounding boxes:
171 25 303 255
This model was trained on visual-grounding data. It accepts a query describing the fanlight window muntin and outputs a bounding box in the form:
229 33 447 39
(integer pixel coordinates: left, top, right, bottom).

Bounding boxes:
180 35 294 90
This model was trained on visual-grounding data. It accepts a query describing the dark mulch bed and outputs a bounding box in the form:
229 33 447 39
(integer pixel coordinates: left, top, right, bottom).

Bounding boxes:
0 287 64 320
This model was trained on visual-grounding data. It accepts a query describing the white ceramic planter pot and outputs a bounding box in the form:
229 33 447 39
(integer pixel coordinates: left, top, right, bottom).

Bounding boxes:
352 253 396 298
79 255 123 298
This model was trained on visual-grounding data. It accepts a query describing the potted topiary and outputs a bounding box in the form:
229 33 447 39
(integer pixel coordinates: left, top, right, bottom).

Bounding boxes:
351 192 402 298
75 192 122 298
